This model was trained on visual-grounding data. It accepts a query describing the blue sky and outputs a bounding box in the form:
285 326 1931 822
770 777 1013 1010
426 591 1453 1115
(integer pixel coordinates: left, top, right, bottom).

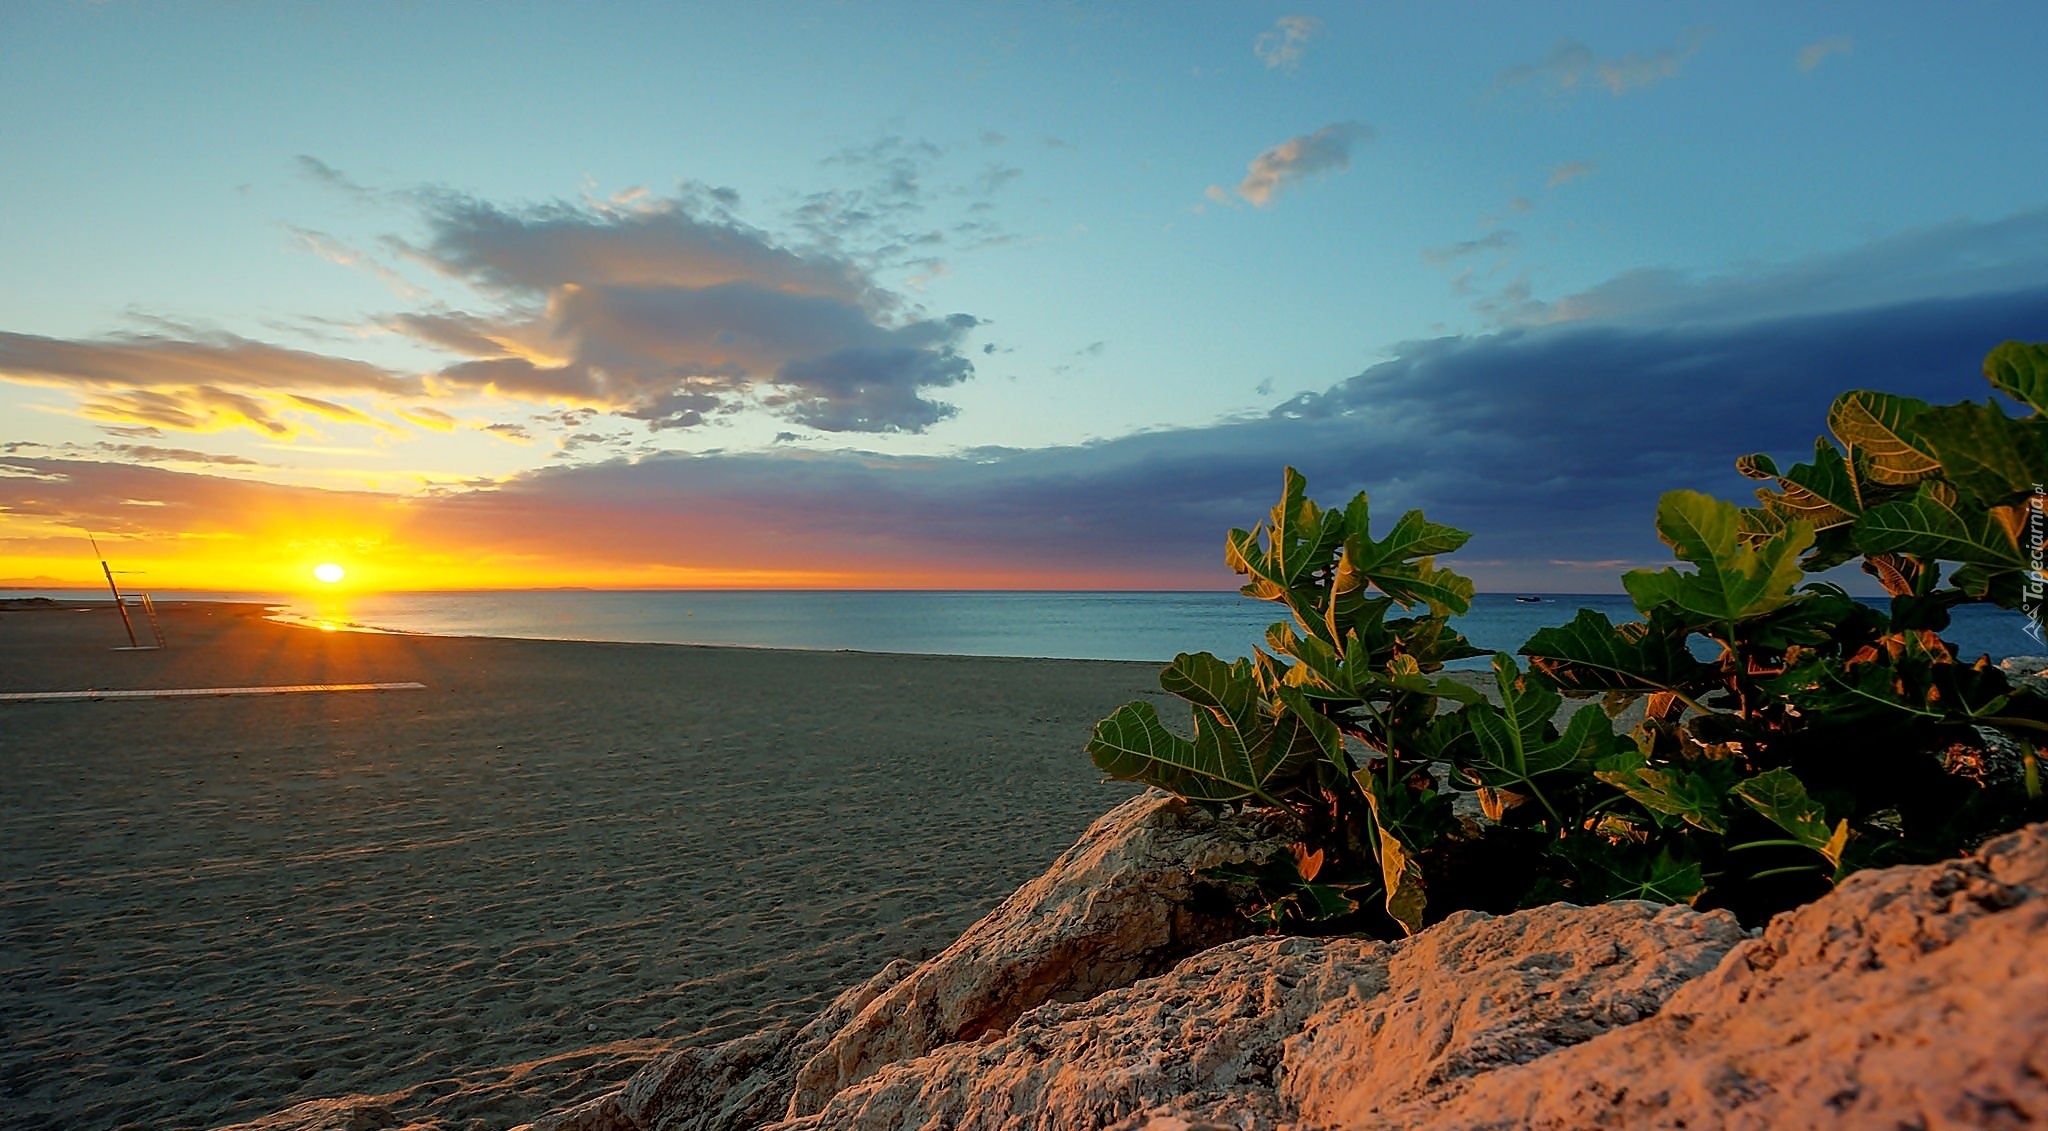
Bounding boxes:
2 2 2045 590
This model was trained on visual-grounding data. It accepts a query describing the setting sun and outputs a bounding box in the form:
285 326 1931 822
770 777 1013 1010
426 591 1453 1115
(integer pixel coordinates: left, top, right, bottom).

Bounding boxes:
313 563 345 584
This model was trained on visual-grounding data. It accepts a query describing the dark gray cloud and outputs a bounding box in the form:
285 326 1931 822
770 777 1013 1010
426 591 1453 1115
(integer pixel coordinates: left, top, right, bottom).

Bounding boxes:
1534 206 2048 328
417 193 869 303
397 191 981 433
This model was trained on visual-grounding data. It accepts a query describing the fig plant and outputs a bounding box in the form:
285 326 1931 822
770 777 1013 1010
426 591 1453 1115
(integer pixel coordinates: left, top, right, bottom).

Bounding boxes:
1089 341 2048 938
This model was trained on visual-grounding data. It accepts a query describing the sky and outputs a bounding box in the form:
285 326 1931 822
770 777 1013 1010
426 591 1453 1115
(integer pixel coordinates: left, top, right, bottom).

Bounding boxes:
2 1 2046 593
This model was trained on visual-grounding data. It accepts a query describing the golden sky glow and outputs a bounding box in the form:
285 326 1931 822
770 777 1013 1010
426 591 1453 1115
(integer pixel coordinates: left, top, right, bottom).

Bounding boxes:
2 8 2046 595
0 456 1196 591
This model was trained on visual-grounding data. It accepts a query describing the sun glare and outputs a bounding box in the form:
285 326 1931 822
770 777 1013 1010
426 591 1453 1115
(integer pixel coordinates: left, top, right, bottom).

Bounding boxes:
313 563 346 584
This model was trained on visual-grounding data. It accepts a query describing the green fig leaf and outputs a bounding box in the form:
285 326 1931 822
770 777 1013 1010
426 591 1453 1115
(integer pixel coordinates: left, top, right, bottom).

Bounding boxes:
1911 400 2048 508
1623 490 1815 624
1735 452 1779 480
1749 437 1866 534
1985 340 2048 416
1569 842 1709 905
1829 390 1941 486
1594 749 1737 834
1088 653 1322 805
1856 480 2026 570
1521 606 1717 697
1437 654 1612 802
1227 466 1345 604
1335 499 1475 616
1733 767 1852 877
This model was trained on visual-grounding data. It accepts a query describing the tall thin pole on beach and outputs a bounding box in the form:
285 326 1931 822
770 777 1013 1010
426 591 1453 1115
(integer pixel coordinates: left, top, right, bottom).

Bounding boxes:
90 535 140 649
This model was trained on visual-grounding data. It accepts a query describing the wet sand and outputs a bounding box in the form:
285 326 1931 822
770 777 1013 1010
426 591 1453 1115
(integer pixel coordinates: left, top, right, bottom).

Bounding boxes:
0 602 1162 1130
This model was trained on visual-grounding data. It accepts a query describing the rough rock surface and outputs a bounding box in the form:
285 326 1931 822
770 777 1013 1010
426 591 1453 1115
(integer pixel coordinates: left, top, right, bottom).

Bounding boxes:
775 900 1741 1131
513 813 2048 1131
776 935 1380 1130
1341 822 2048 1130
780 791 1290 1116
1281 901 1745 1120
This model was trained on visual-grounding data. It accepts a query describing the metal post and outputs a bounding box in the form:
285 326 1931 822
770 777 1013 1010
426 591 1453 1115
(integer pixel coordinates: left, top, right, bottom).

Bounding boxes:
92 537 139 649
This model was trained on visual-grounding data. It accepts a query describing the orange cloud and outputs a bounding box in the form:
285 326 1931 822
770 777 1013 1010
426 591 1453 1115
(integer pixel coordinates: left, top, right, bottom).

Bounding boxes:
1231 122 1373 208
78 386 302 437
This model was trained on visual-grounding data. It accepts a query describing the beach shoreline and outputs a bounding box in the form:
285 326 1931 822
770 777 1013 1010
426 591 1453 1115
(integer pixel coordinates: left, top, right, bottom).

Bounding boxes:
0 601 1163 1130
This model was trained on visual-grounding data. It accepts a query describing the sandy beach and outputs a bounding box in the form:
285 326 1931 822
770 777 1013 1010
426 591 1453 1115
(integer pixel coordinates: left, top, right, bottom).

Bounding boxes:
0 601 1164 1130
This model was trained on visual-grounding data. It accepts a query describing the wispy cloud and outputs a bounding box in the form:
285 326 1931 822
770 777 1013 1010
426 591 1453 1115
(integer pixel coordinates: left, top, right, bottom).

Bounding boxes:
394 405 458 432
1254 15 1322 71
75 386 300 437
0 331 420 438
293 154 380 201
1494 29 1710 98
1226 121 1373 208
1548 160 1597 187
480 422 534 444
1421 230 1518 264
1797 36 1853 74
0 440 263 468
290 227 427 299
0 330 409 396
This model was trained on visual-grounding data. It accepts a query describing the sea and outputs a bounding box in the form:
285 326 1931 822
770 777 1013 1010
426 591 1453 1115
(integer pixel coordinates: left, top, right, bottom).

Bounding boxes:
14 589 2042 669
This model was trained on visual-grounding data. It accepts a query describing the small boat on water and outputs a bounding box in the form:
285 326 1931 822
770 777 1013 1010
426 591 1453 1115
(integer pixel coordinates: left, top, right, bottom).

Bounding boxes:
1514 596 1543 603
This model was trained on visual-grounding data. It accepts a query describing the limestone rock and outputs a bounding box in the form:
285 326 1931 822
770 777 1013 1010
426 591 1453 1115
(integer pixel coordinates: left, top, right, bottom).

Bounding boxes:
775 935 1381 1130
767 900 1740 1131
1338 822 2048 1129
1282 901 1746 1122
782 792 1289 1116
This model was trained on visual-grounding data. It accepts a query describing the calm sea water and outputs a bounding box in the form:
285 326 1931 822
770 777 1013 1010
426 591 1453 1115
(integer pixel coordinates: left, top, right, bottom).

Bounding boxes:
15 588 2035 667
63 588 2022 668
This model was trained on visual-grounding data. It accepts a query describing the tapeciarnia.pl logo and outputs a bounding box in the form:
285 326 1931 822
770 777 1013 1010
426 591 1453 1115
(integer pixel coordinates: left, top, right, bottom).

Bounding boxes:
2027 484 2046 646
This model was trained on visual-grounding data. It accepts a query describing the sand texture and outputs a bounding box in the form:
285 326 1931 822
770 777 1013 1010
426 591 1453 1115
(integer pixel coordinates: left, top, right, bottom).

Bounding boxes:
0 602 1162 1130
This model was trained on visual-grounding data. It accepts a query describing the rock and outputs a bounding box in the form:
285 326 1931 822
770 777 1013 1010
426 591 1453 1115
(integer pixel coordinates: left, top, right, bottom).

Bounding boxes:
1335 822 2048 1129
767 900 1741 1131
780 792 1290 1117
2000 655 2048 703
1282 900 1745 1120
776 935 1381 1130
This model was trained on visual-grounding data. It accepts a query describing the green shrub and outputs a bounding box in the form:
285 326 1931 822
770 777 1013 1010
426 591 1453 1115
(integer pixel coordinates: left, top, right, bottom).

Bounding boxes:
1089 341 2048 937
